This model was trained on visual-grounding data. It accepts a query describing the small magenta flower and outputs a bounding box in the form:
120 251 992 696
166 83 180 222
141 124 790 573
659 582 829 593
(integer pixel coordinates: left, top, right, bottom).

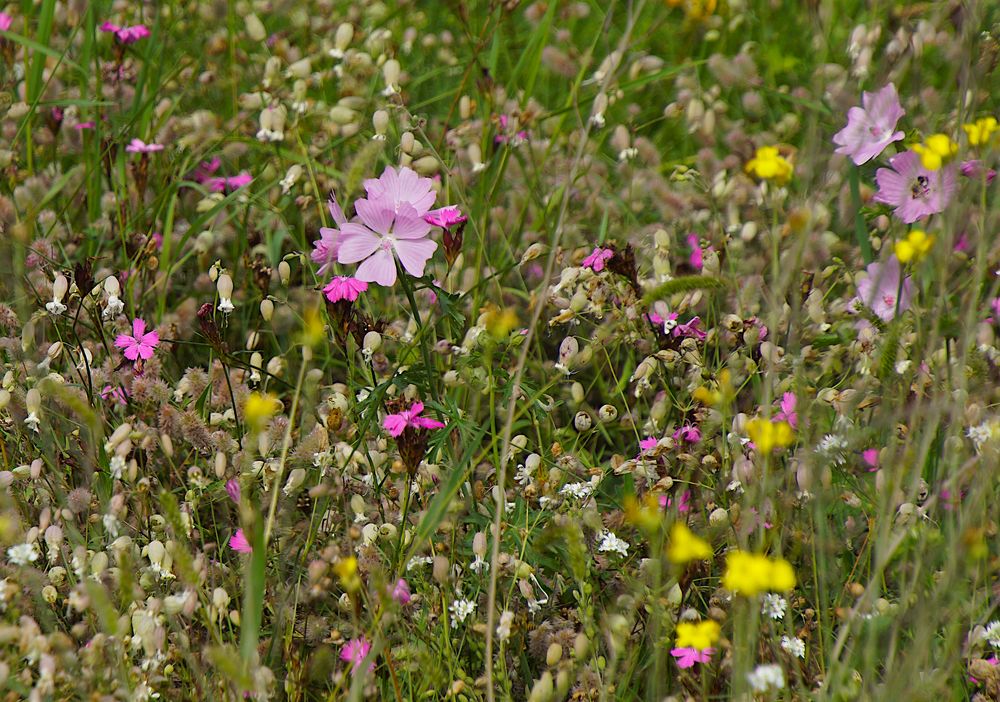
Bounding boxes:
322 276 368 303
125 138 163 153
581 247 614 272
686 234 703 271
229 529 252 554
100 385 128 405
774 392 797 428
671 646 715 669
100 21 150 44
75 121 96 130
391 578 411 605
854 259 912 322
424 206 467 229
833 83 905 165
205 172 252 193
639 436 659 454
114 319 159 362
340 637 374 673
873 150 956 224
862 448 879 471
225 479 241 504
672 424 701 444
0 13 12 32
383 402 445 438
961 160 997 184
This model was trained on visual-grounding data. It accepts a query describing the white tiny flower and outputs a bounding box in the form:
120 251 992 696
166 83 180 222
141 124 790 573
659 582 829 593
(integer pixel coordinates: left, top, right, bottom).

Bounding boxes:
103 513 120 537
407 555 433 571
762 594 788 620
46 299 67 316
7 542 40 566
103 295 124 319
449 598 477 626
984 620 1000 648
618 147 639 162
470 555 489 574
24 412 41 433
747 663 785 693
596 530 629 557
109 454 126 480
218 297 235 314
780 635 806 659
496 610 514 642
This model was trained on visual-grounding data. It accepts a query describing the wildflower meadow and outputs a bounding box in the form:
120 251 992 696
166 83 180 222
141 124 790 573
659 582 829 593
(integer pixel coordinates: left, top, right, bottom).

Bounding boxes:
2 0 1000 699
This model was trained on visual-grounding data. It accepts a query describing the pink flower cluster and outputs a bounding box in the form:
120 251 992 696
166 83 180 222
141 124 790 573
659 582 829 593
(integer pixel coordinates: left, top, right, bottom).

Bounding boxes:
310 166 463 288
100 21 150 44
191 157 252 193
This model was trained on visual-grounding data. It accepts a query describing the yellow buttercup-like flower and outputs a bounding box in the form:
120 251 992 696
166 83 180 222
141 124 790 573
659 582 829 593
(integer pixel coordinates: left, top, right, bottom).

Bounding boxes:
962 117 998 147
674 620 721 651
912 133 958 171
894 229 934 264
666 0 717 20
745 417 795 455
745 146 793 184
721 551 796 596
666 522 713 565
244 392 281 431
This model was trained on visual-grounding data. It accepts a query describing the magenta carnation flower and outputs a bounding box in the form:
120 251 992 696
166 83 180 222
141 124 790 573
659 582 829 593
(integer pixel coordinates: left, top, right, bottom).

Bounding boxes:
340 637 374 673
424 205 467 228
114 319 159 362
833 83 905 165
383 402 445 438
229 528 252 554
873 150 956 224
322 276 368 303
671 647 715 669
100 21 150 44
125 138 164 154
0 13 12 32
582 247 614 272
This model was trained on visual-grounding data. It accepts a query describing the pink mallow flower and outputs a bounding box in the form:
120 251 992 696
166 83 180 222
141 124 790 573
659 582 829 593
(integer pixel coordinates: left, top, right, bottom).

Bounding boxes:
874 150 956 224
853 259 913 322
337 199 437 287
323 276 368 303
424 205 467 229
340 637 374 673
311 195 348 275
114 319 159 362
582 247 614 272
833 83 905 165
362 166 436 217
671 647 715 669
383 402 445 438
125 138 163 154
229 529 252 554
391 579 411 605
100 21 150 44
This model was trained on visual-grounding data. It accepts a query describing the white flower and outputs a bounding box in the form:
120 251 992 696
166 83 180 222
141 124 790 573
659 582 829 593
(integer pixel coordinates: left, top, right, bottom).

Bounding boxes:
984 620 1000 648
762 594 788 620
747 663 785 693
559 481 595 499
103 513 120 537
407 555 433 571
24 412 40 433
45 299 66 316
449 598 477 626
596 530 629 557
103 295 124 319
496 610 514 642
7 542 40 566
781 635 805 659
470 555 489 574
218 297 235 314
817 434 849 464
109 455 126 480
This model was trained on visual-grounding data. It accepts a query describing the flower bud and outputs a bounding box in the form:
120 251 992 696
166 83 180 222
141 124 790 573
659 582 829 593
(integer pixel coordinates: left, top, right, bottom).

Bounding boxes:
259 299 274 321
373 110 389 139
245 14 266 42
574 411 592 432
598 404 617 422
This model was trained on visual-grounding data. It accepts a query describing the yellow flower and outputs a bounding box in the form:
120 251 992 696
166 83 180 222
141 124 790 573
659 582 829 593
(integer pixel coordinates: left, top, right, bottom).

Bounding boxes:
301 304 326 348
722 551 796 596
666 0 717 20
745 417 794 455
667 522 713 564
745 146 793 184
333 556 361 593
624 494 661 533
244 392 281 431
693 369 732 407
962 117 998 147
912 133 958 171
893 229 934 264
482 303 519 339
674 620 720 651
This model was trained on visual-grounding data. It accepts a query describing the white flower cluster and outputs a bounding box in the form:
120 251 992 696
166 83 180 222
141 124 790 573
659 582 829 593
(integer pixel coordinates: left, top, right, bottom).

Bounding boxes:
747 663 785 693
596 530 629 557
449 598 477 626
